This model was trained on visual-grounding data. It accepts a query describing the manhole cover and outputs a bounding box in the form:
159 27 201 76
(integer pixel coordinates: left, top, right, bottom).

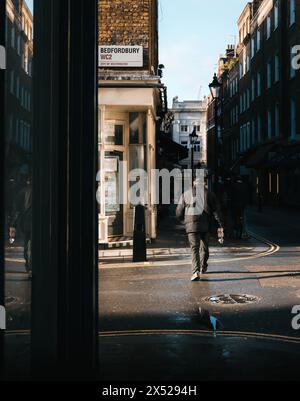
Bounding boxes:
205 294 259 305
5 296 19 305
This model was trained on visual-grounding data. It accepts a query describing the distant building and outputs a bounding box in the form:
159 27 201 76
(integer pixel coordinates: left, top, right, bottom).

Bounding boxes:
171 97 208 169
99 0 166 244
208 0 300 207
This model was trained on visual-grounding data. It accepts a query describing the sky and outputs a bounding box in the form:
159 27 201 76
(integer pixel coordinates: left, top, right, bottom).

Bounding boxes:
26 0 246 103
27 0 33 13
159 0 246 103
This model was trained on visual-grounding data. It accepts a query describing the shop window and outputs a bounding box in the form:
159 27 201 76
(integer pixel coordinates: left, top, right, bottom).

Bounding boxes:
129 112 147 144
104 123 124 146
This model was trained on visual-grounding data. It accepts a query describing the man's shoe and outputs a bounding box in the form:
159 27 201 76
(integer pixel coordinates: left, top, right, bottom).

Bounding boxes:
191 273 200 282
200 266 208 275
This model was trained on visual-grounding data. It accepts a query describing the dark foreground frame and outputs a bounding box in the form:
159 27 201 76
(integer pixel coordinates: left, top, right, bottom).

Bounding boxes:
0 0 5 378
1 0 99 380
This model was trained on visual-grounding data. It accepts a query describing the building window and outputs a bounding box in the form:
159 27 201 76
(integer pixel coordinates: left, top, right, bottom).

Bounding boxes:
17 33 21 55
267 109 272 139
257 72 261 97
11 25 15 48
274 54 280 82
257 29 261 51
16 75 20 98
247 89 250 109
243 50 247 75
251 78 256 101
28 58 32 77
181 125 188 132
267 15 271 39
252 119 256 144
274 2 279 30
28 93 31 111
20 120 24 148
257 115 262 142
267 62 272 89
251 36 255 58
10 70 14 94
247 123 251 148
239 62 243 79
130 113 146 145
290 0 296 26
24 49 29 73
275 104 280 137
291 47 296 78
240 126 243 152
15 118 19 143
291 98 297 138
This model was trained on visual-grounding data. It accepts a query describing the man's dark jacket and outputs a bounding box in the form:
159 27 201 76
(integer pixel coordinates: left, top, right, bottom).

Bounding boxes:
176 186 223 234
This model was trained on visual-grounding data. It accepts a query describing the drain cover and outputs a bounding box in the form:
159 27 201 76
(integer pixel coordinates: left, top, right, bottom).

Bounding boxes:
5 296 19 305
205 294 259 305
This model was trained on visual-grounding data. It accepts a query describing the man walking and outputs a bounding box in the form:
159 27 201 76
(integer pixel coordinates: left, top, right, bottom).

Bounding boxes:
176 178 223 282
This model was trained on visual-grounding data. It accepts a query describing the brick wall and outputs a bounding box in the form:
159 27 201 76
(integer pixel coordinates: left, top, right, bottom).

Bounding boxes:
99 0 158 72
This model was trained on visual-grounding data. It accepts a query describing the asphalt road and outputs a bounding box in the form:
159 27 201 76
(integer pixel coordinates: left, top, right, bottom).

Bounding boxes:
99 207 300 381
4 206 300 381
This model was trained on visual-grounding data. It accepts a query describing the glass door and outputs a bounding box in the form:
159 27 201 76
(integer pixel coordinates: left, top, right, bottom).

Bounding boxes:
105 151 124 237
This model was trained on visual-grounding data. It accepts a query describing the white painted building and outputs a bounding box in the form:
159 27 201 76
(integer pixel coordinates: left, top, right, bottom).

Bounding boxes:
171 97 208 169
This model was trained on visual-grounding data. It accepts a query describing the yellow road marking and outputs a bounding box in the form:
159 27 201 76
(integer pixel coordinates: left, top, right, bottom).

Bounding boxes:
100 231 280 269
98 329 300 344
5 329 300 345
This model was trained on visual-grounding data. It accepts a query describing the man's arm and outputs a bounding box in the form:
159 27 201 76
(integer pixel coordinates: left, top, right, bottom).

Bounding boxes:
176 194 186 222
208 192 223 228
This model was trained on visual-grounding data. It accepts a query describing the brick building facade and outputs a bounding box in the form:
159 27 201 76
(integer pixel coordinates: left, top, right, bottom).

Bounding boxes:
99 0 158 72
98 0 165 244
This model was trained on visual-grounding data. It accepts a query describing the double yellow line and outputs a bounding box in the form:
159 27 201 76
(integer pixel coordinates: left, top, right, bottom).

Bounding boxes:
6 329 300 345
98 329 300 345
100 231 280 269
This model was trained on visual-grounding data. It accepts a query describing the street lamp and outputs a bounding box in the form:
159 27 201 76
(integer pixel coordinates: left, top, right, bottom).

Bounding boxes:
209 73 222 193
209 73 222 100
189 127 198 183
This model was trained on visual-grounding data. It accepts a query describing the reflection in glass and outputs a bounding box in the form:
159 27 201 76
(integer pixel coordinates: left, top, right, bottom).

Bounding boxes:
104 122 124 146
4 0 33 378
129 112 146 144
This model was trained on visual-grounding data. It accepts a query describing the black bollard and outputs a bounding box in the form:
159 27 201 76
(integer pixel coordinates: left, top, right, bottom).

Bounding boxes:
133 204 147 263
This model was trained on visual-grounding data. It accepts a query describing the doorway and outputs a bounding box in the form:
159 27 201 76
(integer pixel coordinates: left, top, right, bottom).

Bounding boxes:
105 151 124 237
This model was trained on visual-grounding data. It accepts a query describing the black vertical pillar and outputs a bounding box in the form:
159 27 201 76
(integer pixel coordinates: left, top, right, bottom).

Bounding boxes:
0 0 5 379
31 0 98 379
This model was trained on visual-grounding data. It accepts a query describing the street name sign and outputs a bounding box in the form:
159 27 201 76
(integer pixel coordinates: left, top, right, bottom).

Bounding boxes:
99 46 143 67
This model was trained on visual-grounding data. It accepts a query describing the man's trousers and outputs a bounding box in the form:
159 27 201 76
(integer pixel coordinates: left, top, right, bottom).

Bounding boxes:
188 232 210 275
